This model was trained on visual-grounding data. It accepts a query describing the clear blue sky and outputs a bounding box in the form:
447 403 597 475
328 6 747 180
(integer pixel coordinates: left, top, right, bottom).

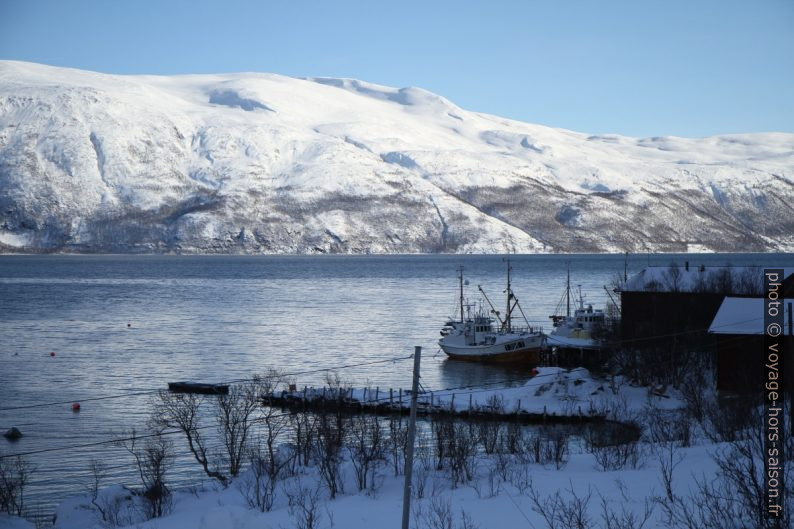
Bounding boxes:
1 0 792 137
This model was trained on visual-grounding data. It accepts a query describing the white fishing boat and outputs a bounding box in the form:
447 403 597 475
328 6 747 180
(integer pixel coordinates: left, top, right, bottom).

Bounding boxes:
547 268 606 351
439 261 545 362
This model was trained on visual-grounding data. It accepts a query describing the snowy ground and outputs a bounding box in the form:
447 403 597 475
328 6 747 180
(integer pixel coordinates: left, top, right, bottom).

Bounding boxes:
2 368 746 529
47 443 720 529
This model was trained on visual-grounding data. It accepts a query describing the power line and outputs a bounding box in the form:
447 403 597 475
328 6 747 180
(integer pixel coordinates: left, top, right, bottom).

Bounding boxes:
0 354 414 412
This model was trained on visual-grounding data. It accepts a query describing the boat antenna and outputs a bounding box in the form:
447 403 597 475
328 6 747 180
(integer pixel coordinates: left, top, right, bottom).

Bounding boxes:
458 266 465 324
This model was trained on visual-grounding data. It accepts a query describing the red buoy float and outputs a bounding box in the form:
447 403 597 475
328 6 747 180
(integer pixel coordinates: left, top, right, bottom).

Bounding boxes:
71 403 80 412
50 351 56 357
531 367 539 376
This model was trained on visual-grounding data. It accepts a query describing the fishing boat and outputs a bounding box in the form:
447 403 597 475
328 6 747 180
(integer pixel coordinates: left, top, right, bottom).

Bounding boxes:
438 261 545 362
547 268 606 351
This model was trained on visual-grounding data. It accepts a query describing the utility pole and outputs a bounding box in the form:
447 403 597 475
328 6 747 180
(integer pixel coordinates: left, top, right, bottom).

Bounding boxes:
401 346 422 529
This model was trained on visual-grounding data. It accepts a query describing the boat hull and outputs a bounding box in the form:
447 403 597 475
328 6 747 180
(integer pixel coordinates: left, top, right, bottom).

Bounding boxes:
439 334 545 363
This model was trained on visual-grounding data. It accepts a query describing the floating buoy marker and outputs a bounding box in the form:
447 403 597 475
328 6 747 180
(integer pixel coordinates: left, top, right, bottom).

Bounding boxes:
50 351 56 357
71 403 81 412
127 323 131 328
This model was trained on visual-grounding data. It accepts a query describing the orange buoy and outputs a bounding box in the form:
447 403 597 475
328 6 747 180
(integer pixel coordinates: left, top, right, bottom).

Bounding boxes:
50 351 56 357
71 403 81 412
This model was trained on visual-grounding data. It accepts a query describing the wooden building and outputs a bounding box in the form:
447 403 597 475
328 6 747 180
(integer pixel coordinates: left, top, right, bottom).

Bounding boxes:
618 265 794 352
708 297 793 392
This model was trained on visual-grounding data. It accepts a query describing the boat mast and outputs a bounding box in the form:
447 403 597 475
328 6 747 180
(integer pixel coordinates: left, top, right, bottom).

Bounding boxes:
458 266 464 324
505 258 513 333
566 266 571 318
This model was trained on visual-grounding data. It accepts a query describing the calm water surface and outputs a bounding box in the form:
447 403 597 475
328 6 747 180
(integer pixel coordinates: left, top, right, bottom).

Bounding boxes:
1 253 792 519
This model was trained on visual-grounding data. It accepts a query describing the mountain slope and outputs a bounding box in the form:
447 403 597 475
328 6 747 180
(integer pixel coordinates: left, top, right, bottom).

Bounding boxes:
1 61 792 254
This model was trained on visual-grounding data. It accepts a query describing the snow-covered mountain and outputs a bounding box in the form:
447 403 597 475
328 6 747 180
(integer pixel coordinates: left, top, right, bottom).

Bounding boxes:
1 61 792 254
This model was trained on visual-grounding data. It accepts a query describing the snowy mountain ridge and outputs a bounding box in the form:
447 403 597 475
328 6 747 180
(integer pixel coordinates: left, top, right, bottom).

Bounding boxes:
1 60 792 253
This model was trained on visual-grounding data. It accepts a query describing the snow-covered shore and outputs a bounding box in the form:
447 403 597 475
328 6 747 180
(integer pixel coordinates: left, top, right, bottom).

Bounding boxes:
5 367 780 529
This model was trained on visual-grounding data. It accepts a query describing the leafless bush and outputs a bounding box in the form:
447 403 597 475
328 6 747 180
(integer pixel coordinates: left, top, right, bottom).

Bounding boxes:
545 429 570 470
312 412 345 499
587 439 641 472
656 403 794 529
677 357 710 425
663 262 682 292
242 373 293 511
645 406 691 448
431 416 479 485
523 428 570 469
118 429 174 519
506 463 532 495
412 440 434 499
476 419 503 455
243 441 294 512
286 480 331 529
388 415 408 476
346 414 384 491
291 412 317 468
216 379 263 479
476 395 505 455
152 391 226 485
701 396 756 443
528 479 594 529
500 419 524 455
0 454 31 516
448 422 478 486
599 483 654 529
494 451 512 482
87 459 111 525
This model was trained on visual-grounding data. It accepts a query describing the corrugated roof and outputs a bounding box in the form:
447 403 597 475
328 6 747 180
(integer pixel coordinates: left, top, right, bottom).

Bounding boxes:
620 266 794 294
708 297 792 335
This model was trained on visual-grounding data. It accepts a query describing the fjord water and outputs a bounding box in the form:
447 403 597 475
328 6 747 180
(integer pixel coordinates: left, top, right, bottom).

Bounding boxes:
1 253 792 517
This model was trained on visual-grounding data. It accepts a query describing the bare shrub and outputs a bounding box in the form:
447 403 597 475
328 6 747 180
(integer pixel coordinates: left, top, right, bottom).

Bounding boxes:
313 412 345 499
663 262 682 292
476 419 502 455
243 441 294 512
645 406 691 448
677 356 710 425
412 439 434 500
346 414 384 491
599 483 654 529
702 396 756 443
425 495 454 529
584 422 642 472
657 402 794 529
523 427 570 469
215 379 263 479
286 480 331 529
0 454 31 516
528 479 594 529
291 412 317 467
500 419 524 455
545 429 570 470
118 429 174 519
388 415 408 476
448 422 478 486
476 395 505 455
241 372 293 512
153 391 227 485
